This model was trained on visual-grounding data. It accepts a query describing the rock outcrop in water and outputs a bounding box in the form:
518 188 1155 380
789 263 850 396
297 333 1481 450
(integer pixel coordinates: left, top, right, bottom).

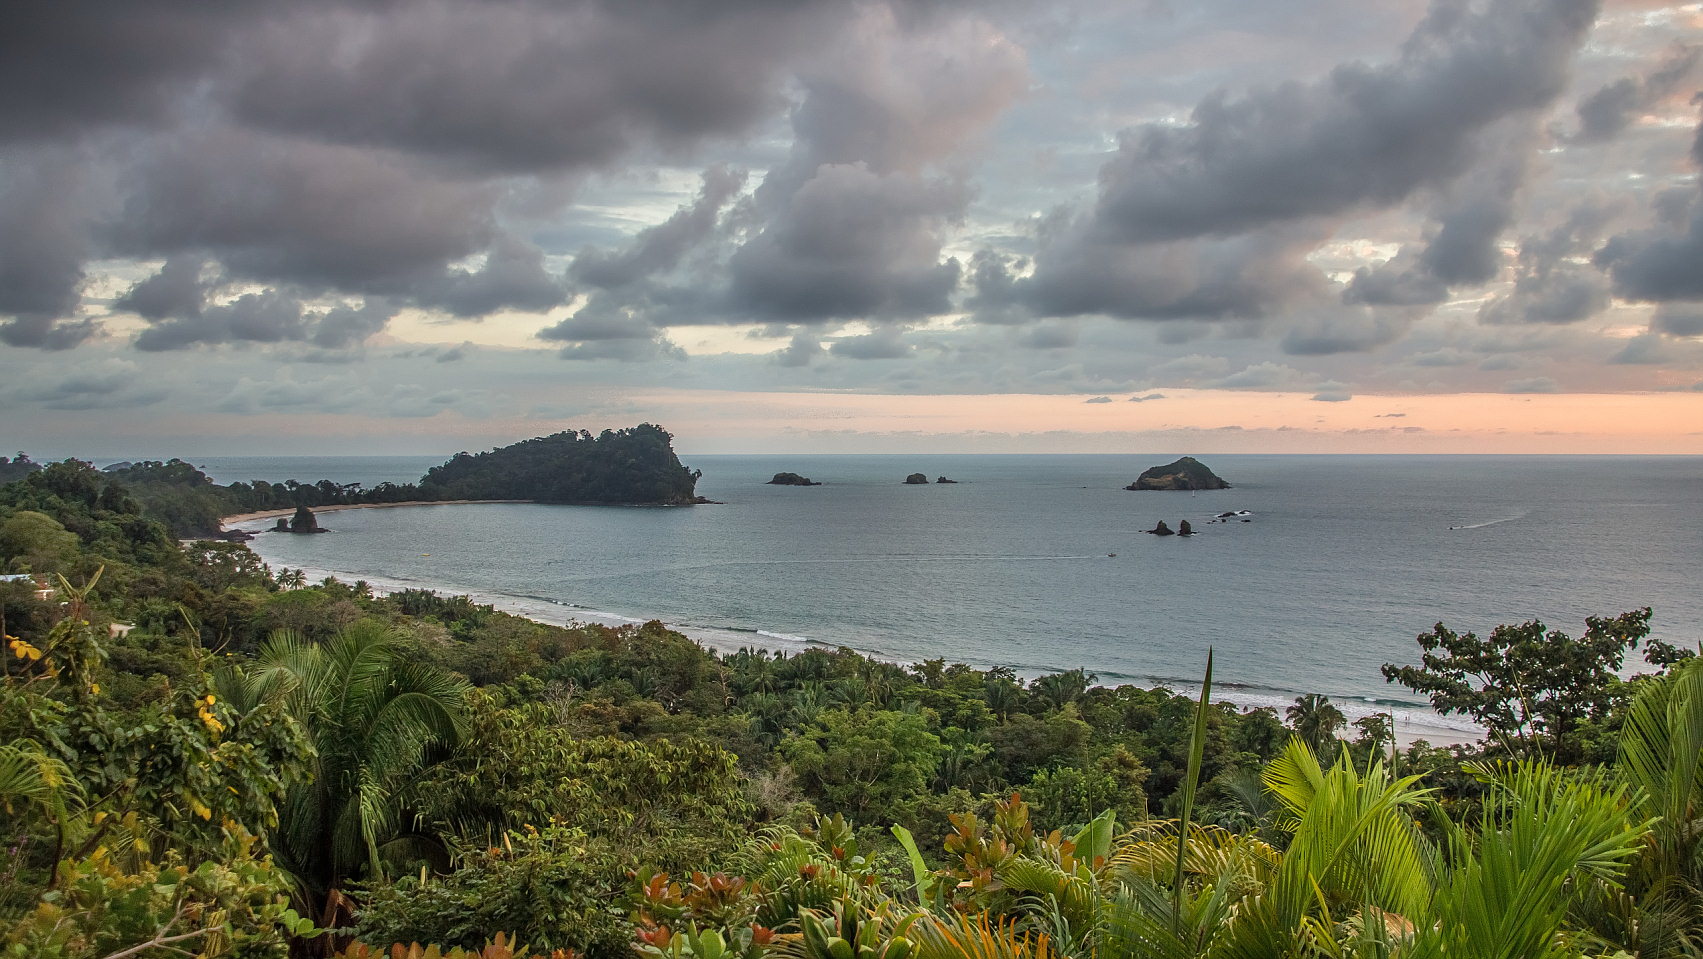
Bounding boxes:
1126 456 1231 491
1177 520 1194 536
1146 520 1175 536
767 472 820 486
904 473 929 485
284 505 325 534
935 476 958 484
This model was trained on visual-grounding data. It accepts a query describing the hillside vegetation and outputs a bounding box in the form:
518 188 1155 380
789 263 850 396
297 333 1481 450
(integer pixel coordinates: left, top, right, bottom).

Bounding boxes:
1 460 1699 959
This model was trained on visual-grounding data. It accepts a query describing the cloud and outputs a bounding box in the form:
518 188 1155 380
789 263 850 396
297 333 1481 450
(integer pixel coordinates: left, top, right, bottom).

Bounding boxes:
221 0 844 175
1596 191 1703 302
1084 395 1113 403
1505 375 1560 393
0 1 256 144
1569 43 1698 144
134 290 397 351
135 289 306 351
414 235 565 318
1127 393 1166 402
112 128 497 293
570 167 746 290
1311 382 1353 402
1594 112 1703 303
1214 361 1308 390
1653 304 1703 337
0 149 97 348
1282 304 1416 355
1088 0 1597 243
828 326 912 360
312 300 397 350
727 165 966 322
773 332 824 368
1479 200 1618 324
116 257 213 321
1018 223 1332 320
2 357 164 411
1610 332 1673 365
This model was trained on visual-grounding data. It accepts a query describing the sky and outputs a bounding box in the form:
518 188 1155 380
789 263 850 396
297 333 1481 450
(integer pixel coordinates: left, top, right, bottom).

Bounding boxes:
3 0 1702 456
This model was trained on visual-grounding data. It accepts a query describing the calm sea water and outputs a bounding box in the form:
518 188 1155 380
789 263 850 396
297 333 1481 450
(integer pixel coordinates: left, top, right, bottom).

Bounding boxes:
223 455 1703 735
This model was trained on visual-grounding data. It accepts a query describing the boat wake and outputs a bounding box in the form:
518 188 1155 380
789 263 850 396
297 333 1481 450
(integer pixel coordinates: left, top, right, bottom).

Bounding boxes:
1448 509 1530 531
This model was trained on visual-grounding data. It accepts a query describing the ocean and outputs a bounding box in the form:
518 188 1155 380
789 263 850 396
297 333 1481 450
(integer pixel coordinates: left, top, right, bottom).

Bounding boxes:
211 454 1703 741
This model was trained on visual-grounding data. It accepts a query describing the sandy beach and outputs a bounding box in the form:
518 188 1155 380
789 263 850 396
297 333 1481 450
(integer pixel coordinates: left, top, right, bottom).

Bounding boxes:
220 499 530 527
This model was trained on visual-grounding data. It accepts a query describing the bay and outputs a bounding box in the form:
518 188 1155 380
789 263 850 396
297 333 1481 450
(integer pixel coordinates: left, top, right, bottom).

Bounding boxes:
227 454 1703 740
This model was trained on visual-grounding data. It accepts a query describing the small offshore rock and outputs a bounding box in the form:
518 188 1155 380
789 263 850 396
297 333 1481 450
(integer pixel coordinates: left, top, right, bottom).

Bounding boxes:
767 472 821 486
904 473 929 485
935 476 958 484
1146 520 1175 536
1177 520 1195 536
287 505 325 534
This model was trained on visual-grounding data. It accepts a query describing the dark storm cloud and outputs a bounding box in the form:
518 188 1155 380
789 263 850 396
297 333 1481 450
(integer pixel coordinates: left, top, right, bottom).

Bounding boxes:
135 291 397 352
1478 261 1610 324
1594 110 1703 303
1610 332 1673 365
1281 305 1415 355
570 168 746 290
312 300 398 350
1570 43 1698 144
774 332 825 368
0 2 258 144
713 9 1025 325
0 151 96 348
135 290 307 351
414 235 566 318
1018 225 1332 320
1595 193 1703 302
1476 199 1618 325
115 257 212 321
828 326 913 360
111 129 497 292
223 0 839 174
539 7 1026 355
1653 304 1703 337
779 11 1029 178
1334 124 1534 306
1344 253 1449 307
1088 0 1598 243
728 166 966 322
539 307 658 343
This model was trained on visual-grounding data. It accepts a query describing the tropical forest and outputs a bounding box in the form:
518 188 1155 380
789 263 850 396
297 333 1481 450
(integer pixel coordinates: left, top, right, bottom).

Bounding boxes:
2 456 1701 959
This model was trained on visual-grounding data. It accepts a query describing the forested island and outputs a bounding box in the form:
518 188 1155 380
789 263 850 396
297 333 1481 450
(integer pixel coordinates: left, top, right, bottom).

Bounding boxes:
0 424 703 540
1126 456 1231 490
2 457 1700 958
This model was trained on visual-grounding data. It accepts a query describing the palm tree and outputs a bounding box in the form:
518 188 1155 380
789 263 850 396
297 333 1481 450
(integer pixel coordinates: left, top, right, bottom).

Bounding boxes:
1582 656 1703 954
1286 694 1346 758
233 620 469 925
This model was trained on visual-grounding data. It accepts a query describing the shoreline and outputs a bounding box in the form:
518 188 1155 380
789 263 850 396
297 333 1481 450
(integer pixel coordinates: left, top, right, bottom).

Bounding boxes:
220 499 531 527
229 514 1486 750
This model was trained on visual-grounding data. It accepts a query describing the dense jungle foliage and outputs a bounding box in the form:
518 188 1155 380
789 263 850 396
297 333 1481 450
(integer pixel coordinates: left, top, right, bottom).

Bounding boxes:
2 459 1700 959
1 424 701 540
